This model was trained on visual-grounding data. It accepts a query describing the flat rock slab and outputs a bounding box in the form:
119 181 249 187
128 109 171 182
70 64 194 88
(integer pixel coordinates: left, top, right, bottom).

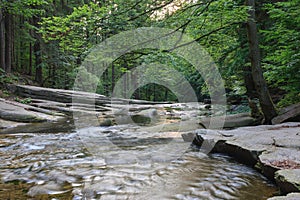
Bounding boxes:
0 98 64 123
268 193 300 200
11 84 168 105
199 112 257 129
192 122 300 196
0 118 26 129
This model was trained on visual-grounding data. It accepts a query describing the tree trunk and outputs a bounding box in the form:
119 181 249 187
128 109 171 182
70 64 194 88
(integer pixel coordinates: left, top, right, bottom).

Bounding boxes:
34 40 42 85
111 63 115 92
32 15 43 85
0 9 5 71
4 11 12 73
245 0 277 124
29 42 32 75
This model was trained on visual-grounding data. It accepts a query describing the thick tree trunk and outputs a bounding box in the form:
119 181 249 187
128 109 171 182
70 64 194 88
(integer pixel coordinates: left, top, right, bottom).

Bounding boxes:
0 9 5 71
245 0 277 124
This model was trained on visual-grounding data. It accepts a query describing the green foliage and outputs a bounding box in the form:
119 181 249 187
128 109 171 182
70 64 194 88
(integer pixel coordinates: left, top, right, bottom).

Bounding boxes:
1 0 49 18
262 0 300 106
15 97 32 104
2 0 299 108
0 69 18 84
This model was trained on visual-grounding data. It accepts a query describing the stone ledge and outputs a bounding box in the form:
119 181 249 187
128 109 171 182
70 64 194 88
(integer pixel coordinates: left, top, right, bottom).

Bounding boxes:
191 122 300 198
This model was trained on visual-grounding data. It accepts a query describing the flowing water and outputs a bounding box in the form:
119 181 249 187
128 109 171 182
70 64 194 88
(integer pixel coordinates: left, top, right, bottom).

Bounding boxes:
0 121 278 199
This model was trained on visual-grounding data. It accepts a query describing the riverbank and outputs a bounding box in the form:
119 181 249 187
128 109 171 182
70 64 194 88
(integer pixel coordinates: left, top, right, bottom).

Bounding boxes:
189 122 300 199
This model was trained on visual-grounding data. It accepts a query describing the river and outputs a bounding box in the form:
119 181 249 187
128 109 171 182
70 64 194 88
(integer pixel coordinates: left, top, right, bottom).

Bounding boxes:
0 120 278 199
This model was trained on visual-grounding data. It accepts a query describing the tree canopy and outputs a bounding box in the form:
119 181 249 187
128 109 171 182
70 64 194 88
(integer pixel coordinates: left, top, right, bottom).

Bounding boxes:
1 0 299 123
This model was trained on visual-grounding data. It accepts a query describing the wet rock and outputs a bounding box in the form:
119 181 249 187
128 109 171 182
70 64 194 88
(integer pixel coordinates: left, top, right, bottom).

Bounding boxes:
0 118 26 129
267 193 300 200
192 122 300 196
181 132 196 142
259 148 300 181
27 181 66 196
99 119 114 127
203 99 211 104
199 113 257 129
114 108 158 125
275 169 300 194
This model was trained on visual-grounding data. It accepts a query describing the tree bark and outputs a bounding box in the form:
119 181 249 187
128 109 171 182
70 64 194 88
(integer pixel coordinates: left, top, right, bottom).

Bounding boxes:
0 9 5 71
245 0 277 124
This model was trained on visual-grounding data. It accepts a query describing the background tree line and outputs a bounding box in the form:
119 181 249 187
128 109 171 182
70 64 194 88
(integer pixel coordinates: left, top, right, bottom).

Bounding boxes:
0 0 299 124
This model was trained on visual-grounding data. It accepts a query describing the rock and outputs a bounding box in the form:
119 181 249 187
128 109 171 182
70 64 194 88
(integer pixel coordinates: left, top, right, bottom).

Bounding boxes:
199 112 257 129
275 169 300 194
267 193 300 200
131 115 151 125
0 99 58 123
11 84 169 105
99 119 113 127
203 99 211 104
0 118 26 129
113 108 159 126
192 122 300 196
204 104 211 109
132 108 158 125
259 148 300 181
272 103 300 124
136 108 158 117
27 181 64 196
181 132 196 142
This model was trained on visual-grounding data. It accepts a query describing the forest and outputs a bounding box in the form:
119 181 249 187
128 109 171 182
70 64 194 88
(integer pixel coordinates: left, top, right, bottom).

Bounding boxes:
0 0 299 124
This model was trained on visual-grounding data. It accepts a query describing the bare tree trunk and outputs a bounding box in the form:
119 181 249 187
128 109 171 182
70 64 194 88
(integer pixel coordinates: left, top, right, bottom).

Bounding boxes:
4 12 12 73
32 15 43 85
29 42 32 75
0 9 5 71
34 40 43 85
245 0 277 124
